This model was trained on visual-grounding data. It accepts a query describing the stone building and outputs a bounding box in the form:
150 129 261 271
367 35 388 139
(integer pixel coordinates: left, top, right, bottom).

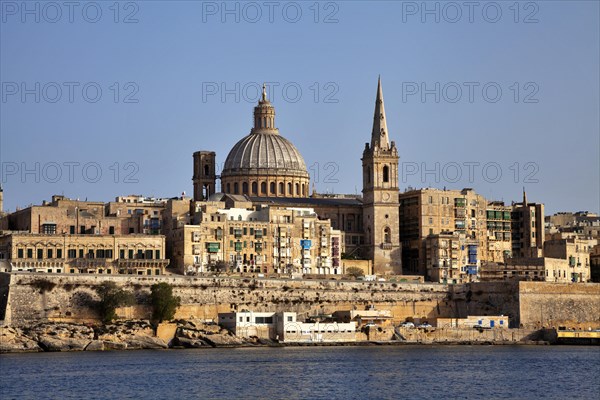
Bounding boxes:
106 195 168 235
425 233 480 284
479 257 573 283
1 194 168 236
0 232 168 275
511 191 545 258
400 188 544 280
399 187 488 277
167 194 343 275
543 232 597 282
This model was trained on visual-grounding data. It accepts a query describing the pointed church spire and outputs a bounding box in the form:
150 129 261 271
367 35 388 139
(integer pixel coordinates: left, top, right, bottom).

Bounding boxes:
371 75 390 149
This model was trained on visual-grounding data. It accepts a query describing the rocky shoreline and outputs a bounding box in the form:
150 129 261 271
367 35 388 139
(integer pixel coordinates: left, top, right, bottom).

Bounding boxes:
0 320 557 353
0 320 260 353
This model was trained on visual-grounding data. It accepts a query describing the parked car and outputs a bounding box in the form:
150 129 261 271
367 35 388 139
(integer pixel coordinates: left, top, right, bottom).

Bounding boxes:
400 321 415 328
418 323 432 329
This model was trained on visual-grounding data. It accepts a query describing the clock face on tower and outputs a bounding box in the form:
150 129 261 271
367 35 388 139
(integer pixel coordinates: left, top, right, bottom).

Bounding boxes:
382 192 391 202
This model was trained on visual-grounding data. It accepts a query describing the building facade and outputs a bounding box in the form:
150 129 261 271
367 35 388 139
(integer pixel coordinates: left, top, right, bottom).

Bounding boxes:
168 194 343 275
0 232 168 275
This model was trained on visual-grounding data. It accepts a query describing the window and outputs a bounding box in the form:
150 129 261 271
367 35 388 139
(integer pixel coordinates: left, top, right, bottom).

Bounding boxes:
279 182 284 194
383 165 389 182
295 183 299 195
384 227 391 243
251 182 257 194
128 249 134 259
42 224 56 234
57 249 62 258
109 226 115 234
242 182 248 194
155 250 160 259
79 249 84 258
287 182 292 195
18 249 24 258
260 182 267 194
37 249 43 259
234 182 239 194
287 316 293 322
120 249 125 259
47 249 53 259
270 182 275 194
69 225 75 234
226 183 231 193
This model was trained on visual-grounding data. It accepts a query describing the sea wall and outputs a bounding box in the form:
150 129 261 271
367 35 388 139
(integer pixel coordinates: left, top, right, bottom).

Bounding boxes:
1 273 598 330
1 273 470 327
518 281 600 329
395 327 555 344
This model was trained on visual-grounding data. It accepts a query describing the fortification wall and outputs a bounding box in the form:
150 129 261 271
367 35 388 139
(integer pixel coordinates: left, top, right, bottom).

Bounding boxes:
518 281 600 329
2 273 597 330
2 273 460 327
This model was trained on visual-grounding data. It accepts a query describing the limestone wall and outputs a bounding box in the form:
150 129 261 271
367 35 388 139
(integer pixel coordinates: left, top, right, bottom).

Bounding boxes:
2 272 458 327
2 273 597 330
518 281 600 329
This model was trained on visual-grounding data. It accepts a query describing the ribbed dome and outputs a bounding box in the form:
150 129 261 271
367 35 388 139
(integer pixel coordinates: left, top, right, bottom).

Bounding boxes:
220 84 311 198
222 131 308 176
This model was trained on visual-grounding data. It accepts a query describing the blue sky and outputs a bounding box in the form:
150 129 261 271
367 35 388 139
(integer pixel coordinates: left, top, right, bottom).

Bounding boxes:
1 0 598 214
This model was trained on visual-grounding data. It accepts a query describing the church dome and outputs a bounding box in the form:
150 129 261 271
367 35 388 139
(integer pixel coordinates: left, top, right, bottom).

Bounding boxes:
220 85 310 198
223 132 308 176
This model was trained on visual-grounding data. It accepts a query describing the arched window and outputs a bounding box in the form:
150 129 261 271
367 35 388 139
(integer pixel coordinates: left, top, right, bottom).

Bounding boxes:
383 165 389 183
226 183 231 193
251 182 257 195
295 183 299 195
242 182 249 194
204 164 209 176
261 182 267 194
270 182 275 194
287 182 292 195
279 182 284 194
234 183 239 194
384 227 391 243
366 167 371 184
302 184 305 196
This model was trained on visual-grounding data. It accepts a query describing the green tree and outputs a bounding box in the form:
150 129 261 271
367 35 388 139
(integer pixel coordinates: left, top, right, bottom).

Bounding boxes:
150 282 181 323
94 282 135 324
213 260 229 273
346 267 365 279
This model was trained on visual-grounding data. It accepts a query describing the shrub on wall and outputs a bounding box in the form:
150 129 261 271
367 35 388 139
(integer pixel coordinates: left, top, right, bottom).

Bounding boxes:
30 279 57 294
150 282 181 323
94 282 136 324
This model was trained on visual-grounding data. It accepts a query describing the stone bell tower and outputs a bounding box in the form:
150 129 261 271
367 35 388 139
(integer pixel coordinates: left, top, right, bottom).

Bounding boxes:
362 77 401 274
193 151 216 201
